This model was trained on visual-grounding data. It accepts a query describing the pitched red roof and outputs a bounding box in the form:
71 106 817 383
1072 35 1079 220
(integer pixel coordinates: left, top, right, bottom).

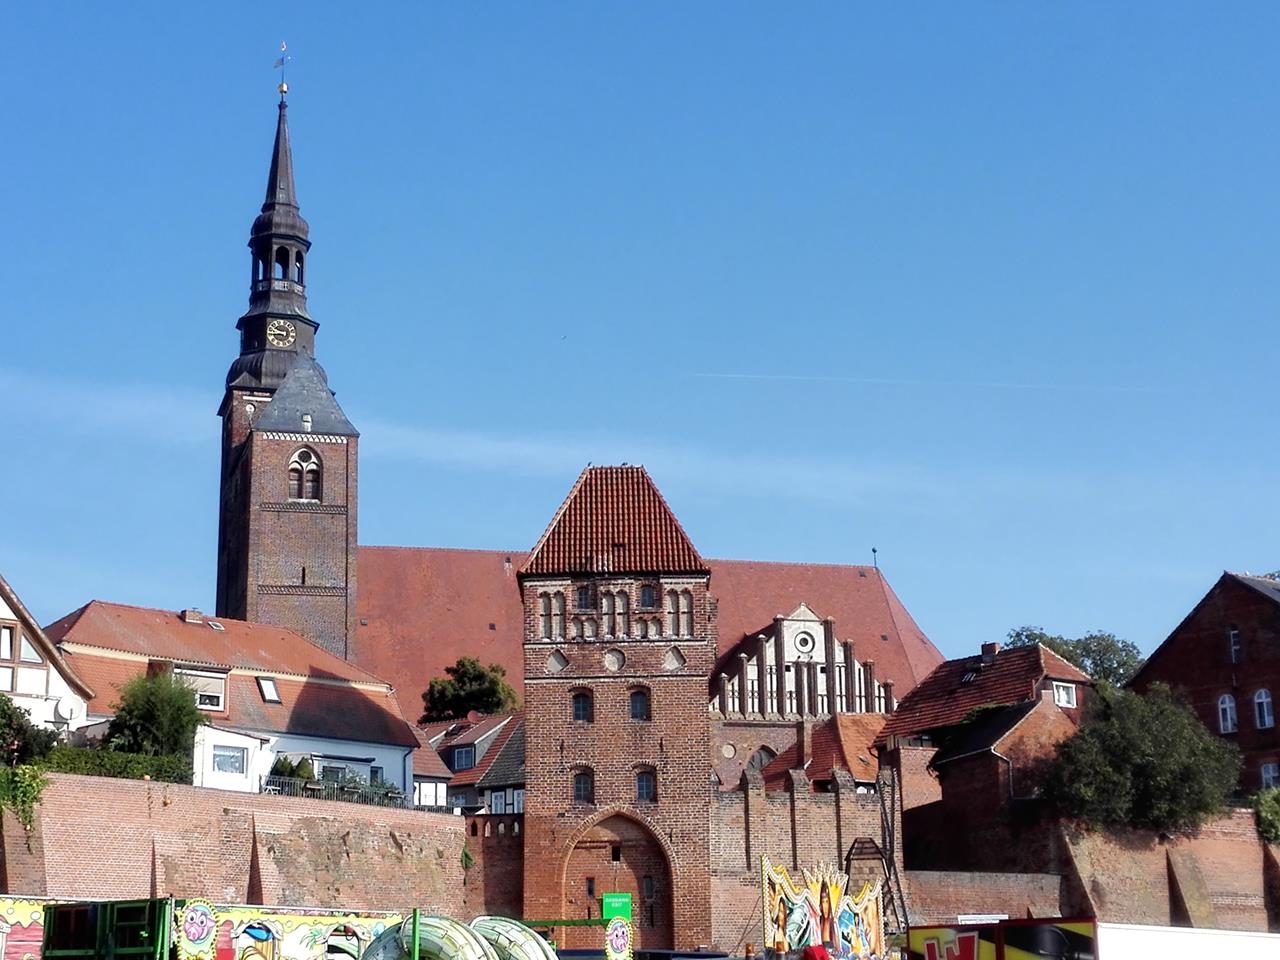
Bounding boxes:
521 466 708 576
411 727 454 779
760 714 886 791
877 643 1090 744
47 601 417 748
355 548 942 718
709 560 943 688
447 713 518 788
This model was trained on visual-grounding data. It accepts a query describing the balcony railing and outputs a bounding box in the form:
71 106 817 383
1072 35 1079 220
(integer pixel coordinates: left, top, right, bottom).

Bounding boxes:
261 774 407 808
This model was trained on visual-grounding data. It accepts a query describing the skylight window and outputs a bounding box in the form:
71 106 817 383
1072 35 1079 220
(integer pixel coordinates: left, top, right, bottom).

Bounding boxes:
257 677 281 703
961 670 979 683
208 621 226 632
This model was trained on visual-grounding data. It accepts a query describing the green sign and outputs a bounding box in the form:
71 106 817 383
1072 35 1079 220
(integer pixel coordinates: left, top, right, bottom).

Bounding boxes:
601 893 632 922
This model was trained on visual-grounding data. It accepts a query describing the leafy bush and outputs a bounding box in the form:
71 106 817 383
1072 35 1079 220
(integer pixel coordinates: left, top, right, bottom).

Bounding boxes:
43 745 193 784
269 755 314 779
1043 683 1241 833
0 764 48 828
107 671 207 756
1256 788 1280 843
0 694 57 764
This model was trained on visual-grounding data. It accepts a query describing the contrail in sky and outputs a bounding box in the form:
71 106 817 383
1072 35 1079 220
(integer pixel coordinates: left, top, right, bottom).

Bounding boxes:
692 372 1163 393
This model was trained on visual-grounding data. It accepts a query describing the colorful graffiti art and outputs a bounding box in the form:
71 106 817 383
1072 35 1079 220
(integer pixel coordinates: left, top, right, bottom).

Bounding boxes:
906 925 998 960
760 857 884 960
0 898 47 960
175 904 402 960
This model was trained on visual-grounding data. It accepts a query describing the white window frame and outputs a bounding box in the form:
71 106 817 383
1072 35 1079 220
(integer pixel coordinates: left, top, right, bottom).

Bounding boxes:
1218 694 1238 734
0 624 12 660
513 788 525 813
211 745 247 775
256 676 281 704
1052 681 1078 709
1262 762 1280 790
453 745 475 770
491 791 506 814
176 668 227 712
18 634 40 663
1255 689 1274 730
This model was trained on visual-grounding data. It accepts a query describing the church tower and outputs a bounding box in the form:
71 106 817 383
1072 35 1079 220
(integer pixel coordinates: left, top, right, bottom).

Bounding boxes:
215 88 359 659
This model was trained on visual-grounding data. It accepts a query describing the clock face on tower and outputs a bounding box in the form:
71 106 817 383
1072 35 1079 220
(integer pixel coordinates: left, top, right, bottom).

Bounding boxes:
266 318 297 348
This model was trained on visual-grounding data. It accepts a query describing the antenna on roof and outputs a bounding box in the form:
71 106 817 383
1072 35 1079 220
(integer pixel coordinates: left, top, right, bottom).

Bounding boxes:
871 547 878 569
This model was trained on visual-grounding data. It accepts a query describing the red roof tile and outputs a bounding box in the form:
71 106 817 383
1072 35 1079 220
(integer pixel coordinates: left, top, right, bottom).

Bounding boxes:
355 547 942 718
411 728 454 779
45 600 388 684
877 644 1090 744
761 714 886 791
447 713 518 788
48 601 417 748
521 466 708 576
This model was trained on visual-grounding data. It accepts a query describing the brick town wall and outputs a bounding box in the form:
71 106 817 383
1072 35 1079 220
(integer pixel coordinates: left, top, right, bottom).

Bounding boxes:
708 768 896 953
3 774 463 914
886 746 941 811
462 814 525 918
1058 808 1275 931
904 870 1063 925
710 719 805 789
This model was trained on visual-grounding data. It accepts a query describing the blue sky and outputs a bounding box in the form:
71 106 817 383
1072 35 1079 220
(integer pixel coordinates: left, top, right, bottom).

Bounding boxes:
3 3 1278 660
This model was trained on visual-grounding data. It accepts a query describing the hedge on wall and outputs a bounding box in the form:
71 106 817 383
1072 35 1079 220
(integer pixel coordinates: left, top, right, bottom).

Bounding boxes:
43 746 193 784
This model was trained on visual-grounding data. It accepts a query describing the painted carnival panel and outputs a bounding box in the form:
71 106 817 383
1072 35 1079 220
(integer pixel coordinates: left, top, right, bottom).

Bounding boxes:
175 902 403 960
0 898 47 960
760 857 884 960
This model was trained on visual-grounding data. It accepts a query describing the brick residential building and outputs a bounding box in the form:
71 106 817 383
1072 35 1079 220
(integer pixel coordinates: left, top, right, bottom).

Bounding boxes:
1130 571 1280 793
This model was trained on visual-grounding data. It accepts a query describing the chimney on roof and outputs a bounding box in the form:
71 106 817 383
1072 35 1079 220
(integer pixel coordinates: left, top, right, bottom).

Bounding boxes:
181 608 204 624
981 641 1001 664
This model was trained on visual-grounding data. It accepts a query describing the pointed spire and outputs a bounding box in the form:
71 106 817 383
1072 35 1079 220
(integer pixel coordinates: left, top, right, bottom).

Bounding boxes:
251 98 308 244
263 99 298 211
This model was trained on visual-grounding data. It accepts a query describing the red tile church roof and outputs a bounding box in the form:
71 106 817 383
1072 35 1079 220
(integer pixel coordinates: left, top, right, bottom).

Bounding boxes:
355 548 944 718
760 714 887 791
521 466 708 576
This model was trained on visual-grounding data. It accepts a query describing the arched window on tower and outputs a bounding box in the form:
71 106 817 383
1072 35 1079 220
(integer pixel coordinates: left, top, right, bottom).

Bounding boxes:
602 592 616 637
746 746 777 773
572 766 595 804
539 594 553 640
680 589 694 637
288 448 322 502
274 247 289 280
293 252 304 284
552 592 565 639
616 591 630 637
666 590 679 635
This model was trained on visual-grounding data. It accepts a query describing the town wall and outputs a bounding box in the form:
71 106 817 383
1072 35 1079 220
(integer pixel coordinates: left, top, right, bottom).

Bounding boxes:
708 768 898 953
904 870 1064 924
1 774 464 914
462 814 525 919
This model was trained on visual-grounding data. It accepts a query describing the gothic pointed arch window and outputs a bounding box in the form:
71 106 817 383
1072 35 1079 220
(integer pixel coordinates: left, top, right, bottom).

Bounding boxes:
539 594 553 639
288 448 322 502
680 589 694 637
552 592 565 639
666 590 679 635
603 592 616 637
616 591 630 637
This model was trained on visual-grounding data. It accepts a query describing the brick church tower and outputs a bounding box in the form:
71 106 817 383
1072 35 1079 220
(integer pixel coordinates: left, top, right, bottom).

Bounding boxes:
215 90 359 659
520 467 714 950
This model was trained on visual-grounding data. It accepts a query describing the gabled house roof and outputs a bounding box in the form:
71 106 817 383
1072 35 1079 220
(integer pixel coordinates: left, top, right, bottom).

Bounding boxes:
444 713 519 788
0 572 94 700
46 600 416 748
411 727 454 779
476 717 525 790
521 466 708 577
760 714 886 791
927 701 1040 768
877 643 1089 745
1130 570 1280 689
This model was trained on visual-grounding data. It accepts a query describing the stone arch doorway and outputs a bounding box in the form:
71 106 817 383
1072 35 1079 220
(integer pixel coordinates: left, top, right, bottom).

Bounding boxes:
560 814 674 950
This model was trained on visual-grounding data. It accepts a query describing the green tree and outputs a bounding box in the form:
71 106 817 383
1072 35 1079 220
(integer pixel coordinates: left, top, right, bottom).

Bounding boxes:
420 657 518 722
0 694 57 765
1006 625 1145 684
106 671 207 756
1043 683 1241 833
